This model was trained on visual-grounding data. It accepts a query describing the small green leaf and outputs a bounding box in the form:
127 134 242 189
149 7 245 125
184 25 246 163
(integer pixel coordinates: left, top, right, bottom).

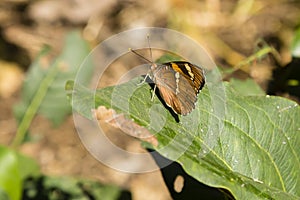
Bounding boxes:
0 188 9 200
23 175 124 200
155 52 184 63
13 31 93 146
0 146 22 200
0 146 39 200
17 153 40 180
66 71 300 199
291 27 300 57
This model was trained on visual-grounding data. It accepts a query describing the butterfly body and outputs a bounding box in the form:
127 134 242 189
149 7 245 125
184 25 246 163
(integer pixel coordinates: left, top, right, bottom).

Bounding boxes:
149 61 205 115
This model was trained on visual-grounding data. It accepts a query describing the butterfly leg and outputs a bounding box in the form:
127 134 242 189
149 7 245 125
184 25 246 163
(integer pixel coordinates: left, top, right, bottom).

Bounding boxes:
138 73 149 86
151 85 156 101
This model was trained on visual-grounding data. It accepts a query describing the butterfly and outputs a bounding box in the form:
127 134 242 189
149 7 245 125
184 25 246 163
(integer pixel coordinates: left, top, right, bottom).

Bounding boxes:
130 41 205 115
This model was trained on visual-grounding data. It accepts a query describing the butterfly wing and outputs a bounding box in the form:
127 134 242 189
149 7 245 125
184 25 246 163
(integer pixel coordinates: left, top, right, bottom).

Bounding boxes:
156 82 196 115
152 63 205 115
167 61 205 95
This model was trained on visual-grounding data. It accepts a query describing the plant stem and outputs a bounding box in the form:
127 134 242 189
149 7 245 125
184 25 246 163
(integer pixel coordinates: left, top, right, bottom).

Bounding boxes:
11 61 60 148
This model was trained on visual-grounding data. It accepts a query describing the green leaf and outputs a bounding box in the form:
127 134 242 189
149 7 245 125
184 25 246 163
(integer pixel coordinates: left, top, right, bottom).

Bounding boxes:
0 146 22 200
0 145 40 200
23 175 123 200
228 78 265 96
13 31 93 146
66 71 300 200
155 52 184 63
0 188 9 200
17 153 40 180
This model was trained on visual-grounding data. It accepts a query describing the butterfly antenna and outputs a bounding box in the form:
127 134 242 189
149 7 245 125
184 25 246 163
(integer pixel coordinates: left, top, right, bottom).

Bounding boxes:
129 48 152 63
147 34 153 63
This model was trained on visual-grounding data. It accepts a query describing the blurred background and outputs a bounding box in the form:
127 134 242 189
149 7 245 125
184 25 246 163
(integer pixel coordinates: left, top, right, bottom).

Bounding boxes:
0 0 300 199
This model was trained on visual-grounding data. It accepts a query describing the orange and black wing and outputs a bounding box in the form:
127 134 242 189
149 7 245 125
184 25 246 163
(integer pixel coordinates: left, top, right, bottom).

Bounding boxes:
167 61 205 95
152 62 205 115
